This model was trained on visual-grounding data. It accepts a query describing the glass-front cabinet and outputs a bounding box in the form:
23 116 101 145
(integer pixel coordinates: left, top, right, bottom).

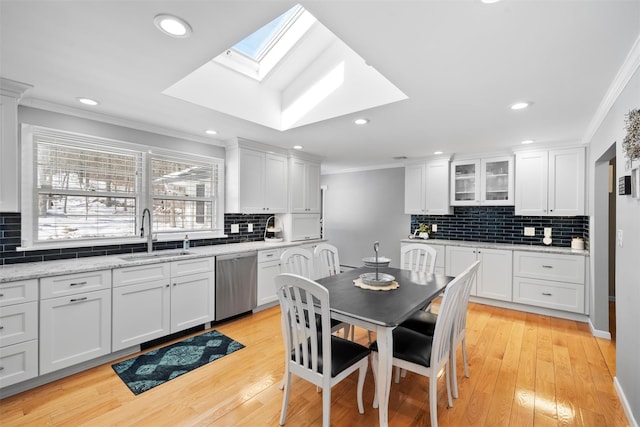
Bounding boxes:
451 156 513 206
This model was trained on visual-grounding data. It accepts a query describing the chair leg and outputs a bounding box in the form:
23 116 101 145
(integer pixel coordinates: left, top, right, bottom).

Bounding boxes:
357 361 367 414
429 375 438 427
394 366 400 383
322 385 331 427
451 344 459 399
462 336 469 378
279 372 291 425
445 361 453 408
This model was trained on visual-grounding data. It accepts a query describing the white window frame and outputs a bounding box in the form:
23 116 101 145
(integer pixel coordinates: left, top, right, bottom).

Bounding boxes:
20 124 225 251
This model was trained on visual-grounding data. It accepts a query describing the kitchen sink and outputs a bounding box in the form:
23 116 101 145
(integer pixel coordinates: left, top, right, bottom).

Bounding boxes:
119 250 193 261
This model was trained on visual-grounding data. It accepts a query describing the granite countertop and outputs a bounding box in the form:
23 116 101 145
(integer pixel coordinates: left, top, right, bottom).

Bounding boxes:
400 238 589 256
0 240 319 283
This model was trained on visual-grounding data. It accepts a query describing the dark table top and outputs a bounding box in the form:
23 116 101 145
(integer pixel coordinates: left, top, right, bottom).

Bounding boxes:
316 266 452 327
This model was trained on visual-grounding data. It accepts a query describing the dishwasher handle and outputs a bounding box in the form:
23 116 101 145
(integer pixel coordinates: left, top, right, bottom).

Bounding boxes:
216 251 257 262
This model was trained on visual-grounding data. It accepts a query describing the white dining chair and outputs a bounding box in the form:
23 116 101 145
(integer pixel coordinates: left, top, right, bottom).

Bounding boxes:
280 247 315 278
313 243 341 278
398 260 481 398
369 261 477 427
275 273 370 427
400 243 438 274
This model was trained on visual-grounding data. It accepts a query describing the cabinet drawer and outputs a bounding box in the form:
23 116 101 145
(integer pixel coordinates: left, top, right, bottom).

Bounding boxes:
170 257 214 277
0 279 38 307
258 248 282 263
0 301 38 347
0 340 38 388
513 277 584 313
40 270 111 299
113 263 170 288
513 251 585 284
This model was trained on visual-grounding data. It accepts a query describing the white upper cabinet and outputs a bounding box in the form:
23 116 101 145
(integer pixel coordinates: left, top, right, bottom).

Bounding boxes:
515 147 585 216
450 156 514 206
404 159 451 215
289 157 320 213
226 142 288 214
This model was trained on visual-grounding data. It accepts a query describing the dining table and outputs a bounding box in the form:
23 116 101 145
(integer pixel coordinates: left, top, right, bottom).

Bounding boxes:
316 266 453 427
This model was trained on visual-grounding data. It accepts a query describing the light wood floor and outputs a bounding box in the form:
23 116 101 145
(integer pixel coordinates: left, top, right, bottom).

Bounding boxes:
0 302 627 426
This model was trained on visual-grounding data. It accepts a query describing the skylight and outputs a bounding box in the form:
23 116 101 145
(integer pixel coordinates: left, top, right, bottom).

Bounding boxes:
232 5 302 61
215 4 314 82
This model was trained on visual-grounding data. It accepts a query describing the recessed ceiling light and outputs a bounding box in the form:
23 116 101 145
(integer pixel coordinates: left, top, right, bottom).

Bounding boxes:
521 139 535 145
510 102 530 110
293 145 303 150
354 118 369 125
205 129 217 135
481 0 502 4
434 151 443 155
77 97 100 106
154 14 192 38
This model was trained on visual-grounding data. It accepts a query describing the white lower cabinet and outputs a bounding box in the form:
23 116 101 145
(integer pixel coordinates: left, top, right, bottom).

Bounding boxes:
513 251 586 313
40 286 111 375
112 258 214 352
446 246 512 301
0 279 38 387
257 248 282 307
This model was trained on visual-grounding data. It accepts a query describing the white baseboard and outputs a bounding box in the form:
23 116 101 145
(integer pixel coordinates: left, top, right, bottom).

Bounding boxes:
589 318 612 340
614 376 639 427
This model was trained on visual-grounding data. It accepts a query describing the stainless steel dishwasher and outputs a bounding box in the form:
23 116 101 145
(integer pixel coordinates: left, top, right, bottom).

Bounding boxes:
215 251 257 321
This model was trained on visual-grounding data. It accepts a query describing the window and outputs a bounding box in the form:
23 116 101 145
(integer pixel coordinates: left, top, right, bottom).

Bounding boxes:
21 125 224 249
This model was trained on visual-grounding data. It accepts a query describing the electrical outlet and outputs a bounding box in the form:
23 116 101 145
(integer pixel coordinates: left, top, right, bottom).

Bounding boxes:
247 223 253 232
524 227 535 236
432 224 437 232
231 224 239 233
544 227 552 236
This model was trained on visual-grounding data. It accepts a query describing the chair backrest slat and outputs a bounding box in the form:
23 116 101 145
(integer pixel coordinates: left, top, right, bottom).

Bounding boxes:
400 243 437 274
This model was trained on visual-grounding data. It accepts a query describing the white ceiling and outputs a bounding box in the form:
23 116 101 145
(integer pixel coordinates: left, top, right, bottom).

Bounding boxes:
2 1 639 173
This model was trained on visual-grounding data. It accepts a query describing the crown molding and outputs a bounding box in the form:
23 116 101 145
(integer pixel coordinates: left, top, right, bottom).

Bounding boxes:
19 98 226 148
0 77 33 99
582 33 640 144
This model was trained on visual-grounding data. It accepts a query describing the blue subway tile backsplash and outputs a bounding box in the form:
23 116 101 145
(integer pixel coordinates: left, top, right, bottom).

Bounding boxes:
0 212 272 265
411 206 588 248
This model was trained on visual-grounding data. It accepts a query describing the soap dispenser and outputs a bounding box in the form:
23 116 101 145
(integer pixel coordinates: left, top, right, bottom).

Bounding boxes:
183 234 190 250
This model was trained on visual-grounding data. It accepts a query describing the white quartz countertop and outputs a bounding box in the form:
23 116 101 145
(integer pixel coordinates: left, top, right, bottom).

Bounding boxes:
401 238 589 256
0 240 320 283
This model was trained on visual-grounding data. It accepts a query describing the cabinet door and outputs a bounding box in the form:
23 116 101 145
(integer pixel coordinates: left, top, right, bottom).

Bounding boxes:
171 272 214 333
239 148 265 213
305 162 321 213
476 248 512 301
264 153 288 212
257 259 281 306
0 340 38 388
40 289 111 374
289 158 306 213
112 279 171 351
548 147 585 216
425 160 451 214
445 246 478 295
404 163 426 214
451 160 480 205
0 301 38 347
515 151 549 215
481 156 513 205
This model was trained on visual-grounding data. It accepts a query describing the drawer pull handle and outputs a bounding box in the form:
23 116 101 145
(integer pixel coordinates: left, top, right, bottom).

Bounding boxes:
0 293 3 297
70 297 87 303
542 265 553 269
70 281 88 286
542 292 552 296
0 326 4 330
0 367 4 371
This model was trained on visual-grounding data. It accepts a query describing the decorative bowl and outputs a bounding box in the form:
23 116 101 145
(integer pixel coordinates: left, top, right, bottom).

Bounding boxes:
362 256 391 268
359 272 395 287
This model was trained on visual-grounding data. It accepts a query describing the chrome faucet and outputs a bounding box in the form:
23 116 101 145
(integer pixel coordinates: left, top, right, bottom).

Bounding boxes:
141 208 153 253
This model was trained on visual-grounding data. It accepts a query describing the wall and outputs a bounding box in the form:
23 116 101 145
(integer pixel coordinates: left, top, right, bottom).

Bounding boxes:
321 167 409 268
588 65 639 422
